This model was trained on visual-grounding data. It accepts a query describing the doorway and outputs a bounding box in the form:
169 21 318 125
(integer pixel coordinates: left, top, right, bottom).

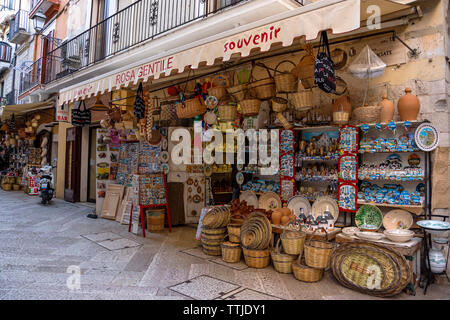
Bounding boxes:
64 127 82 202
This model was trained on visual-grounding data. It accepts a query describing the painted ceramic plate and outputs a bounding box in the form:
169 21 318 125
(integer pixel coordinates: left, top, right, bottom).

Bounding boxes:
312 196 339 222
205 96 218 109
287 195 312 218
383 209 413 230
236 172 244 185
258 191 282 212
237 163 244 171
415 123 439 152
204 111 217 125
161 163 169 174
203 165 212 177
161 138 168 150
417 220 450 231
239 191 258 209
160 151 169 163
355 205 383 230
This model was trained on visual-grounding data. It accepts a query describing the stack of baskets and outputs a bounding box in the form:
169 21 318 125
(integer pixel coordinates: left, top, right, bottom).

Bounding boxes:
221 216 242 263
292 230 334 282
271 228 306 274
240 212 272 268
201 206 230 256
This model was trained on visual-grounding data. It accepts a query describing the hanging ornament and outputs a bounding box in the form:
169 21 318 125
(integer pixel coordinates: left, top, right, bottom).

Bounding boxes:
403 120 411 132
375 123 382 131
361 124 370 134
387 121 397 135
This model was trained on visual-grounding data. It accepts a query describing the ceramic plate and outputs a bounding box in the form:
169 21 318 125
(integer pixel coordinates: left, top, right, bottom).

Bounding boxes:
383 209 413 230
258 192 282 212
237 163 244 171
355 205 383 230
203 165 212 177
161 163 169 174
161 138 168 150
355 231 385 241
415 123 439 152
239 191 258 209
342 226 359 236
160 151 169 163
287 195 312 218
417 220 450 231
236 172 244 185
311 196 339 222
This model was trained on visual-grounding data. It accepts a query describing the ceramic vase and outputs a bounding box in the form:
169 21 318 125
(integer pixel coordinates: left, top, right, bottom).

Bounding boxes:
379 95 394 123
281 216 290 226
429 247 446 274
271 210 282 226
397 88 420 121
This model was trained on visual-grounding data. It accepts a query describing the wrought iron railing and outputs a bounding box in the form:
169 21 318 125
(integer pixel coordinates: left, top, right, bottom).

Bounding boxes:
8 9 30 42
44 0 303 84
0 0 15 11
5 90 17 105
19 58 42 94
0 41 12 62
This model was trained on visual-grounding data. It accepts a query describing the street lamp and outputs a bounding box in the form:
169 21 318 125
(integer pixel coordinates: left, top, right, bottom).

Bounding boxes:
32 12 46 33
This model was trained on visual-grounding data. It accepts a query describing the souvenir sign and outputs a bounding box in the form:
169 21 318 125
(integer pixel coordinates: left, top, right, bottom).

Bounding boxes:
280 179 295 202
415 122 439 152
338 154 358 182
338 183 357 212
339 125 358 153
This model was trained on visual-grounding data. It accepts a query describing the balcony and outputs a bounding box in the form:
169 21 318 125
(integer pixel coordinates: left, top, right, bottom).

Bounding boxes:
5 90 17 105
0 41 12 72
19 58 42 95
8 9 32 44
29 0 59 19
44 0 304 84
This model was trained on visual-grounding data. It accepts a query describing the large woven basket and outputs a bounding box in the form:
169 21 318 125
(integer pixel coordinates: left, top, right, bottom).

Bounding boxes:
227 71 248 101
147 214 165 232
240 90 261 116
274 60 297 93
304 229 334 269
280 230 306 255
270 239 297 274
217 94 237 122
292 254 323 282
2 184 12 191
290 89 313 111
271 97 288 113
247 63 275 100
293 44 315 89
353 104 381 124
208 74 230 100
221 236 242 263
242 246 270 269
227 223 241 243
176 96 206 118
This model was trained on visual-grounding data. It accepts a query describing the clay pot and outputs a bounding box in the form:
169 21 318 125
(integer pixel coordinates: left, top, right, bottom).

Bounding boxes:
280 207 291 217
397 88 420 121
271 210 282 226
281 216 290 226
332 95 351 113
379 95 394 123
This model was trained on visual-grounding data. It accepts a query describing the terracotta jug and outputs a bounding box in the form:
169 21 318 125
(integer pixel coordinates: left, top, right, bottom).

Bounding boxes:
271 210 282 226
379 95 394 123
397 88 420 121
281 216 290 226
332 95 351 113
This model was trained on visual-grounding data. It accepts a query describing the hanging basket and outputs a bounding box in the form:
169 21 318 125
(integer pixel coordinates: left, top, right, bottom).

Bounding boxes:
352 103 381 124
274 60 297 93
239 90 261 116
247 63 276 100
304 229 334 269
217 94 237 122
290 89 313 112
227 71 248 102
276 112 293 130
208 74 230 100
271 97 288 113
176 96 206 119
333 104 350 125
270 238 297 274
293 44 315 89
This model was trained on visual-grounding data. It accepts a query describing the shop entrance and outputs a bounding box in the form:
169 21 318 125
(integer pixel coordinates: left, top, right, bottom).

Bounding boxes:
64 127 82 202
87 126 99 203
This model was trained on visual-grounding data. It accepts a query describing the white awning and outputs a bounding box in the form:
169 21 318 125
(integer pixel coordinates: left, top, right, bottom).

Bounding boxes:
0 100 55 120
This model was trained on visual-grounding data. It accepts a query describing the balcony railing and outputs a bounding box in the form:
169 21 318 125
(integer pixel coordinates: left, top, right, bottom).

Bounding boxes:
44 0 303 84
0 41 12 63
0 0 15 11
20 58 42 94
8 9 31 44
5 90 17 105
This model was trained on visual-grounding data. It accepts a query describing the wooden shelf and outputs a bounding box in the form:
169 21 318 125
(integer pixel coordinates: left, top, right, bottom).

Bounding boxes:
357 200 423 209
360 150 423 154
358 178 424 182
356 120 423 128
293 125 339 132
214 191 233 195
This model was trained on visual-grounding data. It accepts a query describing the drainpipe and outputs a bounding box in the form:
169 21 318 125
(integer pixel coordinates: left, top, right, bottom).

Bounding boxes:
11 44 17 103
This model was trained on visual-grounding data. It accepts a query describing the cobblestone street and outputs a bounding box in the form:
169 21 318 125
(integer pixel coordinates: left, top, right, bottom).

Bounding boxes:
0 190 448 300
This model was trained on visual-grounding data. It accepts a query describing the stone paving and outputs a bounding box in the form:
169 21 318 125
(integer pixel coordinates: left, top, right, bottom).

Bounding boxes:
0 190 449 300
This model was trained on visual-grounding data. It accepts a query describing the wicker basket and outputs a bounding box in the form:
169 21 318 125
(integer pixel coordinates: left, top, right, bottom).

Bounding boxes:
218 94 237 122
242 246 270 269
274 60 297 93
333 104 350 125
227 223 241 243
276 112 293 130
270 239 297 274
292 255 324 282
13 184 20 191
202 245 222 256
352 104 381 124
147 214 165 232
290 89 313 111
247 63 275 100
176 96 206 119
2 184 11 191
221 236 242 263
304 229 334 269
227 71 248 101
240 90 261 116
280 230 306 255
271 97 288 113
293 44 315 89
208 74 230 100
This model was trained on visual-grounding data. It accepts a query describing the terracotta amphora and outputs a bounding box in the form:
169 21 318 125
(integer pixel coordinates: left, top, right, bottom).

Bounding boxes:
379 95 394 123
397 88 420 121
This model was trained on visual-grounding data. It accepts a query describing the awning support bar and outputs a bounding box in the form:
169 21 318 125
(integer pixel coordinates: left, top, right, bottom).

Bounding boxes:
392 30 419 58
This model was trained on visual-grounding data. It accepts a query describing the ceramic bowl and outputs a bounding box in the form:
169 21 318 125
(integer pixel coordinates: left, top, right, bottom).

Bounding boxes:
342 226 359 236
383 229 414 243
355 231 385 241
359 224 379 232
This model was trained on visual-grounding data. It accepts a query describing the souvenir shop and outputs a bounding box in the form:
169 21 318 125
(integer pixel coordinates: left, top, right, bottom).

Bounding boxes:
0 102 57 195
56 0 450 297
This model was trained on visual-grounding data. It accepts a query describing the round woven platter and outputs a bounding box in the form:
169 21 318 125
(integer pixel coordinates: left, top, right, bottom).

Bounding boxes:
240 212 272 250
